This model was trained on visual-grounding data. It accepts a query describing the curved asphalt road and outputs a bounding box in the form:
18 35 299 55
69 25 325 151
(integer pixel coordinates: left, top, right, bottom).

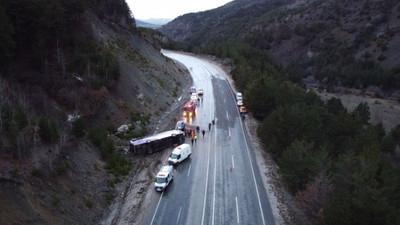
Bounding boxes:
141 51 276 225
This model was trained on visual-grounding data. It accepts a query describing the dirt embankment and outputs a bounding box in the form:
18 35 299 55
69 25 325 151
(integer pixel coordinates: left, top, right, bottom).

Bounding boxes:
100 56 192 225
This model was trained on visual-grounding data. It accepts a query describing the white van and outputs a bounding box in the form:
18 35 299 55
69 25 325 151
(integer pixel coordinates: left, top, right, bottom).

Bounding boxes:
154 165 174 192
236 92 242 101
168 143 191 164
190 92 198 102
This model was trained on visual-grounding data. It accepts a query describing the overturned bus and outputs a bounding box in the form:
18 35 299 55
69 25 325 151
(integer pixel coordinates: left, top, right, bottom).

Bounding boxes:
130 130 185 154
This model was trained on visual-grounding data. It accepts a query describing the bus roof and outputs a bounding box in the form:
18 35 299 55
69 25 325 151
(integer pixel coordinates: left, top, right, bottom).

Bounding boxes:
130 130 184 146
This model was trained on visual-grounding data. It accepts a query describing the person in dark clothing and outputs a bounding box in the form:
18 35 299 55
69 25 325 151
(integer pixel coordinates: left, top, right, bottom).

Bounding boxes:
202 130 205 138
196 126 200 133
208 123 211 131
186 128 190 137
212 119 215 125
191 138 194 146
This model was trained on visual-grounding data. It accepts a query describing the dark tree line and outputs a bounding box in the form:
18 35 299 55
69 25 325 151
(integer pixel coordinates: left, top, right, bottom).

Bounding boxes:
0 0 133 175
0 0 128 84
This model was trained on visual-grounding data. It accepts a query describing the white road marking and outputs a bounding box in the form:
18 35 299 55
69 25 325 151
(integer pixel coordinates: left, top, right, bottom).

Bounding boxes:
176 206 182 224
187 164 192 177
236 197 240 224
224 79 266 225
150 191 164 225
238 101 266 225
201 99 214 225
212 125 217 225
232 155 235 169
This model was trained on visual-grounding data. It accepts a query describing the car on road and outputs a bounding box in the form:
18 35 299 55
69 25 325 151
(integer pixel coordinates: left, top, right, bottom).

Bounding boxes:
197 89 204 96
237 100 243 107
190 86 196 93
175 120 185 131
236 92 242 101
154 165 174 192
190 92 198 102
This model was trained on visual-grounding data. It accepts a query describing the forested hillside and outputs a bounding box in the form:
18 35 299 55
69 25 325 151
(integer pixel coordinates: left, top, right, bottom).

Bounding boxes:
0 0 187 224
161 0 400 94
158 0 400 224
205 34 400 225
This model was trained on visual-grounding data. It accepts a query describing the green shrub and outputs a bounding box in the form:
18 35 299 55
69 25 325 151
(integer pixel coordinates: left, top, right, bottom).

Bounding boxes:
15 104 28 129
105 152 131 176
118 126 148 139
89 128 130 176
5 121 18 141
107 176 120 188
55 160 71 175
294 23 307 36
89 128 108 147
39 118 60 143
353 102 370 123
72 117 86 138
105 193 114 204
52 195 60 205
31 168 40 176
99 139 115 158
378 53 386 61
362 51 371 59
9 166 19 177
172 86 178 97
85 199 93 209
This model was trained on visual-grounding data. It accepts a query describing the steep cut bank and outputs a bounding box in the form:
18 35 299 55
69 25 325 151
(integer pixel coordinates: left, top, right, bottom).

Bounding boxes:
0 0 190 224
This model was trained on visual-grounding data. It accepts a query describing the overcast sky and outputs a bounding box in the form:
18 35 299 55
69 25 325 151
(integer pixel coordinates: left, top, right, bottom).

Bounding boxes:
127 0 234 20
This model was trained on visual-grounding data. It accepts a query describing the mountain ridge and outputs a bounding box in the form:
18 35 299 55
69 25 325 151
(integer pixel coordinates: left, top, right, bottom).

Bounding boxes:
160 0 400 92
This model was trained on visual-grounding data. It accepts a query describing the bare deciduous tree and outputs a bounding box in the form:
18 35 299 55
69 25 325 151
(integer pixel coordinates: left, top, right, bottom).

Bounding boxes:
294 172 334 222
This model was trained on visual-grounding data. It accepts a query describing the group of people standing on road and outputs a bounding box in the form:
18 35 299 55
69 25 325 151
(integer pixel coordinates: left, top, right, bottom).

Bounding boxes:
185 119 215 146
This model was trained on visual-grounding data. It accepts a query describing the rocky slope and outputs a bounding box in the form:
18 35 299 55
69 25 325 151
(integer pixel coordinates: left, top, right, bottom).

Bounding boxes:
0 0 190 224
160 0 400 92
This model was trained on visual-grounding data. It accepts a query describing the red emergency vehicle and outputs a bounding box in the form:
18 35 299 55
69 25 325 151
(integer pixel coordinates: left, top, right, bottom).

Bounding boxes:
183 101 196 117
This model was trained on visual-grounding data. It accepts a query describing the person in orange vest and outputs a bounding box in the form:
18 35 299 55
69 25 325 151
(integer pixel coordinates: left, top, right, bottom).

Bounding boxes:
191 130 195 138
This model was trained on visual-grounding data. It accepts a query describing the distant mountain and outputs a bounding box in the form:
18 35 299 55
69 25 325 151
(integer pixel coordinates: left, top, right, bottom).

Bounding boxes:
159 0 291 44
136 18 171 29
160 0 400 90
143 18 172 25
136 19 162 29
